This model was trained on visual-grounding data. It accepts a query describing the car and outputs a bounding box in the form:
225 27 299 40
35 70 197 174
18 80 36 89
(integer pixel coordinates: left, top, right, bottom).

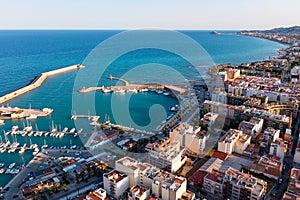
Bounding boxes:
12 194 18 198
279 178 283 184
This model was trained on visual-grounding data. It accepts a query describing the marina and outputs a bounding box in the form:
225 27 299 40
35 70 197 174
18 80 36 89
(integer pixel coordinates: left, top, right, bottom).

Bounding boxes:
0 105 53 121
0 29 286 192
0 125 82 157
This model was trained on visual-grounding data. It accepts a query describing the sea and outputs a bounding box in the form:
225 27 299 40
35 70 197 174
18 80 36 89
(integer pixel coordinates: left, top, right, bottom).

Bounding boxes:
0 30 285 187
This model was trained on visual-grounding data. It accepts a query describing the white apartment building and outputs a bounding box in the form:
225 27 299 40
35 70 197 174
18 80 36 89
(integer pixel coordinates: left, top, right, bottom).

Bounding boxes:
263 127 280 142
170 123 207 155
223 167 267 200
146 138 186 173
103 170 129 199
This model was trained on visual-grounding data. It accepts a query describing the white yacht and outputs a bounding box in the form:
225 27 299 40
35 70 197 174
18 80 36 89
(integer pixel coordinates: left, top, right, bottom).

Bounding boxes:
26 114 37 120
41 139 48 149
12 125 18 132
127 88 138 93
27 131 34 137
102 88 112 93
156 90 163 94
114 88 125 94
59 132 65 138
69 128 75 133
8 163 15 169
32 148 39 156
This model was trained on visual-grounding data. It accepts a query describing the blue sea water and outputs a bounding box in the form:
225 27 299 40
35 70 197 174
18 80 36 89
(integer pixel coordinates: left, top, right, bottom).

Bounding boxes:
0 30 285 187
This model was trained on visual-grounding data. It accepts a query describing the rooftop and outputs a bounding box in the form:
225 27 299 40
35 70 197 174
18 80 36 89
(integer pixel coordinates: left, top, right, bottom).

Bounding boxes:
104 170 128 183
205 169 225 184
153 171 186 192
130 185 149 198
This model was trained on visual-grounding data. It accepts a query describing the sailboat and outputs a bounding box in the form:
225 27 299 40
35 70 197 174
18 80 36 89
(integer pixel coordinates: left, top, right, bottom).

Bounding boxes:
32 147 39 156
26 104 37 120
19 144 26 154
51 121 57 133
41 139 48 149
4 134 10 147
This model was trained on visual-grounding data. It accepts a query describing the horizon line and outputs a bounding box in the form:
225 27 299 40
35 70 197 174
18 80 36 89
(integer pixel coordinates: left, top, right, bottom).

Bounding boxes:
0 24 298 31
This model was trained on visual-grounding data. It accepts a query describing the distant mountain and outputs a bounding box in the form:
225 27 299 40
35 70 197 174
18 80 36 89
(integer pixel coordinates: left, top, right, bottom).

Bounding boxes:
262 26 300 35
240 26 300 35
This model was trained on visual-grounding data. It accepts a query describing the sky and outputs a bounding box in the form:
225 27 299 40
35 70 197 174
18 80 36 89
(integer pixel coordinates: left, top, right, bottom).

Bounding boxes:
0 0 299 30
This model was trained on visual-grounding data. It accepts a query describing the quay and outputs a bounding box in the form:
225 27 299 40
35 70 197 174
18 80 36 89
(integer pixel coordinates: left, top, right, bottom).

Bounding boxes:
79 75 187 95
71 115 100 121
0 64 85 104
0 106 53 120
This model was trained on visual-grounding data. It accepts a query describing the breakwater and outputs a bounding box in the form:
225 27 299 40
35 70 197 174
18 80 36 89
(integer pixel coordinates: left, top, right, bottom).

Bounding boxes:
0 64 85 104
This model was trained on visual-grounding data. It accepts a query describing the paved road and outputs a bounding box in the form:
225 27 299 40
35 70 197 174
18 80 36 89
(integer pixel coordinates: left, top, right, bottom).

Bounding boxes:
2 149 93 199
49 178 103 200
266 103 300 200
3 152 47 199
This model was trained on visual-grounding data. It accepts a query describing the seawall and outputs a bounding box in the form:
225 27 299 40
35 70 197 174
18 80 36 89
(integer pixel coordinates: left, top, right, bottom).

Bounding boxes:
0 64 85 104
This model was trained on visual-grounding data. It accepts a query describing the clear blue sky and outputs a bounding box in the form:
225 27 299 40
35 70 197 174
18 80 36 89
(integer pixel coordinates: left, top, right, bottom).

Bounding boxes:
1 0 299 30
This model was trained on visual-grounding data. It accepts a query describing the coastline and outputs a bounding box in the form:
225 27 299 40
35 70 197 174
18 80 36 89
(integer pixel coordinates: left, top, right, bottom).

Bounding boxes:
237 32 292 46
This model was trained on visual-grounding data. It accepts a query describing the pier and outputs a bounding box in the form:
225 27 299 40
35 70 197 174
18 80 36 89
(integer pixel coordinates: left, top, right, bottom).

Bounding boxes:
79 75 187 95
0 64 85 104
71 115 100 121
0 106 53 120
